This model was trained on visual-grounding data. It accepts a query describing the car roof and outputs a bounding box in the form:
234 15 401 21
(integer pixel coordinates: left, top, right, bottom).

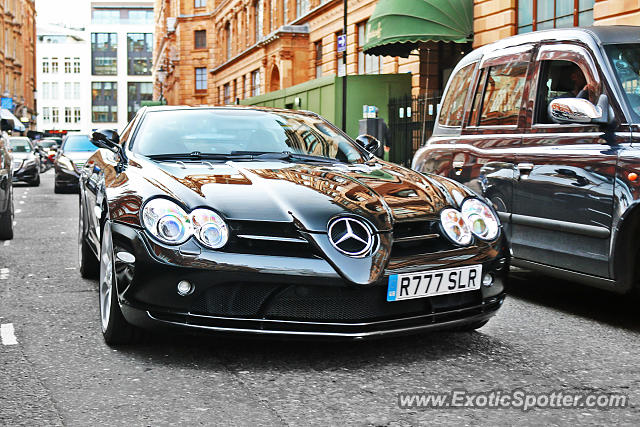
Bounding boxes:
141 105 321 119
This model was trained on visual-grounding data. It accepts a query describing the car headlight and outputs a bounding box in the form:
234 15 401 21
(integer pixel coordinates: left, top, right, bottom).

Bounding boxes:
23 157 37 167
461 198 499 241
440 208 473 246
12 160 23 170
191 208 229 249
58 155 74 170
142 199 192 245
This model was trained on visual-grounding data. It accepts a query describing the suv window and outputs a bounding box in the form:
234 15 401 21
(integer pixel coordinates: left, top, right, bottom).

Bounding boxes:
438 63 476 127
472 62 528 127
535 60 596 124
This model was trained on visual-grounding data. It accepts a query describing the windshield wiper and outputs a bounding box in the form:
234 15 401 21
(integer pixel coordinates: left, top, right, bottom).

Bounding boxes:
231 151 339 164
147 151 253 161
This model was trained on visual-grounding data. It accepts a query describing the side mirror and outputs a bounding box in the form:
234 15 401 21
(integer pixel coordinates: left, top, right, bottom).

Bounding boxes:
91 129 120 153
1 118 14 132
548 94 614 126
355 134 382 155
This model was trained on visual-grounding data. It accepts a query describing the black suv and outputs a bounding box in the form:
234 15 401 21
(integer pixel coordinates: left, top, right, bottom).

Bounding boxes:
412 26 640 294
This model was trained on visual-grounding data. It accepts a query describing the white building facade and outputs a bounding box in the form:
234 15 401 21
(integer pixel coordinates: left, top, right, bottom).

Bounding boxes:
36 24 91 135
87 0 154 133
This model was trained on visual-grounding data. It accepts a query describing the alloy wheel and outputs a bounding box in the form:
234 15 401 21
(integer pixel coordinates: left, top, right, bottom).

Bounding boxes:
99 222 114 332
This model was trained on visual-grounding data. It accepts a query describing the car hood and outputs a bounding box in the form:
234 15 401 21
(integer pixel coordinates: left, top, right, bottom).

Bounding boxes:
116 156 469 233
63 151 96 163
10 152 36 161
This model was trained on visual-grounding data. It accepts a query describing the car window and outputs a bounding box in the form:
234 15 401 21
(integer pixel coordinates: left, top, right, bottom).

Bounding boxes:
8 138 32 153
132 109 367 163
475 62 528 126
63 135 95 152
604 43 640 122
438 63 476 127
535 60 597 124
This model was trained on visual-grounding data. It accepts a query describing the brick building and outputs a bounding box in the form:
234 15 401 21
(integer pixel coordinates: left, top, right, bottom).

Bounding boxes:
153 0 468 107
1 0 36 131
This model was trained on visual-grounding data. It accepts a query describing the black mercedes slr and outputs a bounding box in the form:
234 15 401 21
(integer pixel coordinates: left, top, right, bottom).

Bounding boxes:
78 106 508 345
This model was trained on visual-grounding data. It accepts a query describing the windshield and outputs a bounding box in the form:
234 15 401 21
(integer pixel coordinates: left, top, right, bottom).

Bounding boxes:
40 139 58 148
63 135 95 152
605 43 640 122
133 109 366 163
8 138 32 153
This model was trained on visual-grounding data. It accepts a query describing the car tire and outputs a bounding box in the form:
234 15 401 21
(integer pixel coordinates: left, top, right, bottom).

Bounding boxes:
454 320 489 332
78 199 98 279
0 188 14 240
30 174 40 187
99 221 140 346
54 182 63 193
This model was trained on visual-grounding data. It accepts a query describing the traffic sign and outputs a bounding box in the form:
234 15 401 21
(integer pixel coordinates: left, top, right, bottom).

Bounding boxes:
0 97 12 110
337 34 346 53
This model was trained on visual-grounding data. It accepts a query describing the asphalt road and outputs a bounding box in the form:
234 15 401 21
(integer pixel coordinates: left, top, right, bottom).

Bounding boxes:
1 170 639 426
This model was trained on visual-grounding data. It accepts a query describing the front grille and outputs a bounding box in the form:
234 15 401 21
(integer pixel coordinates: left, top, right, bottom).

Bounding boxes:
189 282 482 322
391 220 456 258
224 220 318 258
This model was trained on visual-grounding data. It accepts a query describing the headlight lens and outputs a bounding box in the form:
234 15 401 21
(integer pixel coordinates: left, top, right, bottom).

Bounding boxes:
191 208 229 249
141 199 229 248
142 199 191 245
58 155 74 170
461 199 499 240
440 208 472 246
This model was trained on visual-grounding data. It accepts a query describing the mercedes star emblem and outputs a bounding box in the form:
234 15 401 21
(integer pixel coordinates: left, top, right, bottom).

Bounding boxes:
328 217 375 257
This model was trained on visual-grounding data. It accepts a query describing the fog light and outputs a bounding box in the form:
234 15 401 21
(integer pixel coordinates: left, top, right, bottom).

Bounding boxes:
177 280 194 296
482 273 494 287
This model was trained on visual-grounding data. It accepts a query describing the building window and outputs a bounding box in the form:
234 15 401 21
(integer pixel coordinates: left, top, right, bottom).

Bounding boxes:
92 8 153 25
42 107 50 122
51 82 59 99
73 57 80 73
64 107 72 123
127 82 153 121
92 9 120 24
64 57 71 73
195 67 207 91
251 69 260 97
92 33 117 75
255 0 263 41
357 22 382 75
92 82 117 122
283 0 288 24
64 82 72 99
127 33 153 75
73 82 80 99
52 107 59 123
194 30 206 49
74 107 81 123
296 0 309 18
42 82 50 99
194 0 206 7
518 0 594 33
225 23 232 60
315 40 323 78
42 58 49 73
51 57 59 73
223 83 231 104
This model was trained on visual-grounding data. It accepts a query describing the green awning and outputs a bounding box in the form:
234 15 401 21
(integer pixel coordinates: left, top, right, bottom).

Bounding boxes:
363 0 473 58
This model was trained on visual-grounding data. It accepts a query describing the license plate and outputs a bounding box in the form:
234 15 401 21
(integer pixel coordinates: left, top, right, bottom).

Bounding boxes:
387 265 482 302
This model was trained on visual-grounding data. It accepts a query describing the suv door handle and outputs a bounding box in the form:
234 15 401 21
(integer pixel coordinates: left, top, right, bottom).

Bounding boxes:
517 163 534 171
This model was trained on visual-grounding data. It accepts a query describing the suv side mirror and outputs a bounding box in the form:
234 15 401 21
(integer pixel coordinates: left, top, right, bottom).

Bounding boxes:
548 94 614 126
91 129 120 152
355 134 382 155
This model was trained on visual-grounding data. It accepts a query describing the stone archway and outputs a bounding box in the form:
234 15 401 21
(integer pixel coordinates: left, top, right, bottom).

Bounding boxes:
269 65 281 92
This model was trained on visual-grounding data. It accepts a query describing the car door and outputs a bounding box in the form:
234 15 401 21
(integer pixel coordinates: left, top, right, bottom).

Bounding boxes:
512 44 620 278
454 46 535 238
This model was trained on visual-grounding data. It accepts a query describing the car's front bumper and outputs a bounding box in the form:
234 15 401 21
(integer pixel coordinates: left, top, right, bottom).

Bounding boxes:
54 165 80 188
111 222 508 339
12 163 38 182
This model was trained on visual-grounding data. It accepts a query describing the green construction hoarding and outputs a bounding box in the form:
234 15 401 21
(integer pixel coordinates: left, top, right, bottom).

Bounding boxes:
239 74 412 138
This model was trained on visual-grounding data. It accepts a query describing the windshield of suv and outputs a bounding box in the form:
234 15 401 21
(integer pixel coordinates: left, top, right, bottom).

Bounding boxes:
605 43 640 122
8 137 32 153
133 109 366 163
63 135 95 152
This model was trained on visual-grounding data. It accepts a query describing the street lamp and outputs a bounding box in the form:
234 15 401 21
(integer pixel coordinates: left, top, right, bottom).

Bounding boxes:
156 66 168 104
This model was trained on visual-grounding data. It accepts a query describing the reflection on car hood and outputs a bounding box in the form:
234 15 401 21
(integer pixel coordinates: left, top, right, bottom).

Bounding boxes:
112 156 470 233
10 152 35 160
63 151 96 163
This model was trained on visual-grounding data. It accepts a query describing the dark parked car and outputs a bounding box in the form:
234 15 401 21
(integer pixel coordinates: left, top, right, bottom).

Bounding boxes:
412 26 640 294
0 120 14 239
8 136 40 186
54 134 96 193
78 106 508 345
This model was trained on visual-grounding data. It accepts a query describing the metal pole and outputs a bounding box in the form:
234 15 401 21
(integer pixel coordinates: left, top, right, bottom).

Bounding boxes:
341 0 347 132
